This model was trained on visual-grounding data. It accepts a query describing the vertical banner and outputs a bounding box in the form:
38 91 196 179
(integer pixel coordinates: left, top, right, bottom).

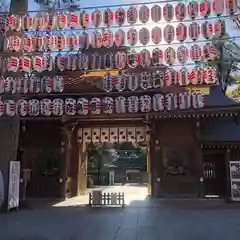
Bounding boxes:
8 161 20 210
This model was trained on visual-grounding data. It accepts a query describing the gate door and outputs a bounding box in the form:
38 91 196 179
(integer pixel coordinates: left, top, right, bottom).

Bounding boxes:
203 153 226 197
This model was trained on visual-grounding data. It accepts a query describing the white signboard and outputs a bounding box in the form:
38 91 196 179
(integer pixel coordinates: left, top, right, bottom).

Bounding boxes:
230 161 240 201
8 161 20 210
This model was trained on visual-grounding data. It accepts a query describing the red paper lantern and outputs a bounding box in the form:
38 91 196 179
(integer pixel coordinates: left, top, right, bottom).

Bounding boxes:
175 3 186 21
68 12 79 28
115 8 125 26
165 47 176 65
177 45 189 64
190 44 202 61
92 9 102 27
212 0 224 16
151 5 161 23
164 24 175 43
201 21 213 39
188 1 199 19
176 23 187 42
200 0 211 18
139 5 150 23
103 8 114 26
127 6 138 25
151 26 162 44
139 28 150 45
189 22 200 41
102 30 114 48
163 4 174 22
127 28 138 46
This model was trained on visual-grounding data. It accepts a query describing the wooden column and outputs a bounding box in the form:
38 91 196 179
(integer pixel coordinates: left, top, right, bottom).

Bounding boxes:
195 119 204 198
225 148 231 202
77 142 87 195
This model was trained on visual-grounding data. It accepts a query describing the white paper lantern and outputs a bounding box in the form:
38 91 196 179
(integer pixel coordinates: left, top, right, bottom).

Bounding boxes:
139 28 150 45
128 96 139 113
151 26 162 44
52 99 64 116
114 72 126 91
79 33 90 50
91 31 102 48
200 0 211 18
115 52 127 69
67 33 78 50
77 98 89 115
189 22 200 41
164 25 175 43
55 12 68 29
127 28 138 46
140 95 151 113
115 29 125 47
115 96 126 113
17 99 28 116
43 54 54 72
102 97 114 114
46 13 57 30
179 92 191 109
177 45 189 64
102 73 113 92
128 74 139 91
32 35 44 52
225 0 238 15
4 77 14 93
165 47 176 65
175 3 186 21
127 50 139 68
7 57 19 72
204 67 217 84
103 53 113 69
0 101 4 117
139 5 150 23
66 54 77 71
53 76 64 92
127 6 138 25
115 8 125 26
7 36 21 52
190 44 202 62
151 5 161 23
55 54 66 71
19 56 31 73
82 54 89 70
188 1 199 19
203 43 216 61
139 49 151 68
23 35 33 52
16 76 29 94
0 77 4 94
192 92 204 108
90 97 101 114
102 30 114 48
41 76 53 93
68 11 79 28
201 21 213 39
91 9 102 27
153 94 164 111
5 100 16 116
55 33 66 51
152 48 163 65
164 68 177 86
178 68 190 86
40 99 52 116
22 14 33 31
163 4 174 22
152 70 164 88
28 99 40 116
7 14 22 31
165 93 177 110
191 68 204 85
29 76 41 93
103 8 114 26
140 72 152 90
91 53 102 70
176 23 187 42
65 98 76 116
214 19 225 38
212 0 224 16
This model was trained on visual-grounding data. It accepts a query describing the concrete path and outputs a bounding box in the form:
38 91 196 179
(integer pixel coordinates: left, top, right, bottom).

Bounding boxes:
1 184 240 240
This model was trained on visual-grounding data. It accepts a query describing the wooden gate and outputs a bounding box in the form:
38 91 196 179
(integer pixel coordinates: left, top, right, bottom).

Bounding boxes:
203 152 226 197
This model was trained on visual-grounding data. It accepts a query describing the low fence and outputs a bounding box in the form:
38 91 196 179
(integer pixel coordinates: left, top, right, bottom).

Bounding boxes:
89 191 125 207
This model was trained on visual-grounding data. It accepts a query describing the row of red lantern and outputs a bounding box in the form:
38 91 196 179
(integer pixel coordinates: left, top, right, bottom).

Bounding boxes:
0 76 64 94
102 67 217 92
0 93 204 117
6 20 225 53
6 0 237 31
5 46 216 72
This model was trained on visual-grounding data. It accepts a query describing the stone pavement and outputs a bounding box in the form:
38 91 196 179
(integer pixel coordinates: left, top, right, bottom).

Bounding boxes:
1 185 240 240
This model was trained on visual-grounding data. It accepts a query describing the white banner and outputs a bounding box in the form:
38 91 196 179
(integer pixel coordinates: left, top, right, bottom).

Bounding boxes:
8 161 20 210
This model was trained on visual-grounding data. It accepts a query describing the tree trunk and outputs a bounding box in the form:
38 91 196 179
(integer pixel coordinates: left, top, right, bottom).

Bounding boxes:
0 0 27 211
